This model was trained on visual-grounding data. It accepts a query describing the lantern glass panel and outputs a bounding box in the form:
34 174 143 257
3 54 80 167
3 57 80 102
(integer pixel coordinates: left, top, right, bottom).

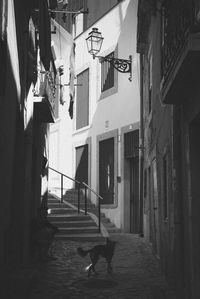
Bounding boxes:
86 28 103 57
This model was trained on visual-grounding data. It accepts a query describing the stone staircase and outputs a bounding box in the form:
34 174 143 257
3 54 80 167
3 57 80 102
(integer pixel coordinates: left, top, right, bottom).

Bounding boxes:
47 193 106 242
63 189 120 235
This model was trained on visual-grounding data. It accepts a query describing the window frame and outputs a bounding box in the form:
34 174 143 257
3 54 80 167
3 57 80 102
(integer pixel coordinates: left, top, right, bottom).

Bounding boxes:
99 48 118 100
75 68 89 130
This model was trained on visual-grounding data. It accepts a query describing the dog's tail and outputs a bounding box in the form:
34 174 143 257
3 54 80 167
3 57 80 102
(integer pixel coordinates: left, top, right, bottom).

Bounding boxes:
77 247 90 257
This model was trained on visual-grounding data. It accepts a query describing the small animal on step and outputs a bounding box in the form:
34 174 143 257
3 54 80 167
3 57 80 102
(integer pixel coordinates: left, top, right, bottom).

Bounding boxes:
77 238 117 277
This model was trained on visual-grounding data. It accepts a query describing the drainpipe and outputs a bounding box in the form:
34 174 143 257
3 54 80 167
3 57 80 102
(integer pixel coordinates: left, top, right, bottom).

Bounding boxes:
139 53 144 237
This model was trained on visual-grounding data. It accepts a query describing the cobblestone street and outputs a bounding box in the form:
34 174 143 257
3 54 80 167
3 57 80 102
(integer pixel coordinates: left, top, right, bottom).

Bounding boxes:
28 234 176 299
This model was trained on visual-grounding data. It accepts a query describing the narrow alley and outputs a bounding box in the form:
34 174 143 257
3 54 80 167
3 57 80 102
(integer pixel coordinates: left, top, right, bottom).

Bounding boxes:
2 1 200 298
28 234 176 299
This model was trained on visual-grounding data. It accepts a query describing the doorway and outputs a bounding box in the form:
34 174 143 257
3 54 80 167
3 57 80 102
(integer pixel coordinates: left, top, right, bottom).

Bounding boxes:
129 156 139 233
151 158 160 257
124 130 139 233
99 137 114 204
75 144 88 185
189 118 200 298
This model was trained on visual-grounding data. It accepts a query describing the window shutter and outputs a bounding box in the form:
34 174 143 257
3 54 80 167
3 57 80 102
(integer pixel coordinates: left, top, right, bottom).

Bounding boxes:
76 68 89 130
101 52 114 92
124 130 139 158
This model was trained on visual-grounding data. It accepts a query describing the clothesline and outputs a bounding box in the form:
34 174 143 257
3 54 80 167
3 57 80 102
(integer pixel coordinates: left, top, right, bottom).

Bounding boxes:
34 8 88 14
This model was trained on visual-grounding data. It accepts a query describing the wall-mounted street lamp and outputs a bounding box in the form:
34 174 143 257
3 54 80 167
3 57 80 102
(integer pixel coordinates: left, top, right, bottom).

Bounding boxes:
86 28 132 81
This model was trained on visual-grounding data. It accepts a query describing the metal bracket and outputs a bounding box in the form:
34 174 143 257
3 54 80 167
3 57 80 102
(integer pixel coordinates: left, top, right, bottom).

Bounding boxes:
34 8 88 15
98 55 132 81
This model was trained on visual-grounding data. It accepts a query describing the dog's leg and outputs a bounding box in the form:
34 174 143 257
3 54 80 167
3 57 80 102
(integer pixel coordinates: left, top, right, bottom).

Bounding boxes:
87 264 93 278
106 258 113 274
89 253 99 277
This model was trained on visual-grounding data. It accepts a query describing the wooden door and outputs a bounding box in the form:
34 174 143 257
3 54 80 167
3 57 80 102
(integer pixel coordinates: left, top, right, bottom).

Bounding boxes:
152 159 160 256
75 144 88 185
130 156 139 233
99 138 114 204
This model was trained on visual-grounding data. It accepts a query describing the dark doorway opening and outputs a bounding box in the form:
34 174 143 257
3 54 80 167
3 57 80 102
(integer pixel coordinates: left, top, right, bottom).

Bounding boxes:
99 137 114 204
124 130 139 233
75 144 88 186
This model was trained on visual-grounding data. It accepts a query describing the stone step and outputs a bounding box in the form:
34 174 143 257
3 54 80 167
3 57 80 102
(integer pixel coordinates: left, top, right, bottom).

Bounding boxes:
64 189 80 194
57 226 99 235
48 208 77 214
47 192 120 235
54 233 106 242
48 203 69 208
63 198 89 203
63 194 82 198
66 203 96 210
50 220 95 228
48 198 61 204
47 214 91 222
63 199 99 209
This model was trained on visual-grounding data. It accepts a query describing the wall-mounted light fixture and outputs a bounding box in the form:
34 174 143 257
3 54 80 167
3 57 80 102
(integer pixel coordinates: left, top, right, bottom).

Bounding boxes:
86 28 132 81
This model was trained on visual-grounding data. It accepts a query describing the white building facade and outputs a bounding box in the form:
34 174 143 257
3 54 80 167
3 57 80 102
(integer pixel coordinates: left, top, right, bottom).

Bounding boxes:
49 0 140 232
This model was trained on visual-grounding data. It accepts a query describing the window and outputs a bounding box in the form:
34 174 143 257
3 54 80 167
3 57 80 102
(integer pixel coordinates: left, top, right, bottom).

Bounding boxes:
163 154 168 220
101 52 115 92
74 11 83 37
75 144 88 186
61 0 87 35
76 68 89 130
124 130 139 158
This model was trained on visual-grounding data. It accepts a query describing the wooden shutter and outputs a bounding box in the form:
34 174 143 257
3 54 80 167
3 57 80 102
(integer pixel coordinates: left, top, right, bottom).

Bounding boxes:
76 68 89 130
101 52 114 92
124 130 139 158
75 144 88 185
99 138 114 204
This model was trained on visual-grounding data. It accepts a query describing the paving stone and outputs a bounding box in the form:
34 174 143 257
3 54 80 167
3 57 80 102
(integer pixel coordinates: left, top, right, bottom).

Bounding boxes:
28 234 176 299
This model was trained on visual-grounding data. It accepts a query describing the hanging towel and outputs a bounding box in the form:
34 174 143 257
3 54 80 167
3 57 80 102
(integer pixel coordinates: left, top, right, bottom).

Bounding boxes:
39 0 51 71
0 0 7 41
68 42 76 119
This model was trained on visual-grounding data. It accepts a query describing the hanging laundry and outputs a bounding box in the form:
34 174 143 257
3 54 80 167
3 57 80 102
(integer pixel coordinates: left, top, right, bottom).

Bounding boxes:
39 0 51 71
0 0 7 98
60 84 65 105
27 17 37 85
0 0 7 41
68 42 76 119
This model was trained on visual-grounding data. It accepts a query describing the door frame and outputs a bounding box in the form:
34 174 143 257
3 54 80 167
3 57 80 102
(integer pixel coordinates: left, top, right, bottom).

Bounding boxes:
121 122 140 232
151 158 160 257
97 129 118 209
72 137 91 189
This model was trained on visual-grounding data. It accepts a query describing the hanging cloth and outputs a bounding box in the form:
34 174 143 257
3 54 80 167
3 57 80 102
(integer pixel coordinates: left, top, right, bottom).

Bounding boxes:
0 0 8 41
27 17 37 84
0 0 7 98
68 42 76 119
39 0 51 71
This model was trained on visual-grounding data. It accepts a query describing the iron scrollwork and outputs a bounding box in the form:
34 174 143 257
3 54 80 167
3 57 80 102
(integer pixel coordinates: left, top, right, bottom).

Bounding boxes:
99 55 132 81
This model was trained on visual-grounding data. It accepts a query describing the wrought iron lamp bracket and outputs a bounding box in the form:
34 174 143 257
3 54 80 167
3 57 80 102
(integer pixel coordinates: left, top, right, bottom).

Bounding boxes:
97 55 132 81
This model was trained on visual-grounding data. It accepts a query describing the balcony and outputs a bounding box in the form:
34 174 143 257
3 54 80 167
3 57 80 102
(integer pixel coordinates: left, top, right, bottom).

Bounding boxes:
33 95 55 123
161 0 200 104
33 62 58 123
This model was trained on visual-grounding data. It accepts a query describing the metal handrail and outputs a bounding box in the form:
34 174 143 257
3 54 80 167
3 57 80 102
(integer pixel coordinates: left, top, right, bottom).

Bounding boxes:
48 167 103 232
48 167 81 204
82 182 103 200
82 182 103 232
48 167 81 185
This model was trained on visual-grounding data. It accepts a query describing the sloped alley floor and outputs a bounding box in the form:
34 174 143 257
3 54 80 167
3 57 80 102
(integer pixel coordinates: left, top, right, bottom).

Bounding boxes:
28 234 176 299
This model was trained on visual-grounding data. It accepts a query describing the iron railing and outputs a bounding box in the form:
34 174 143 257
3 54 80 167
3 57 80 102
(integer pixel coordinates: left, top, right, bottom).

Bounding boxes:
48 167 81 203
48 167 103 232
82 182 103 233
161 0 194 83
